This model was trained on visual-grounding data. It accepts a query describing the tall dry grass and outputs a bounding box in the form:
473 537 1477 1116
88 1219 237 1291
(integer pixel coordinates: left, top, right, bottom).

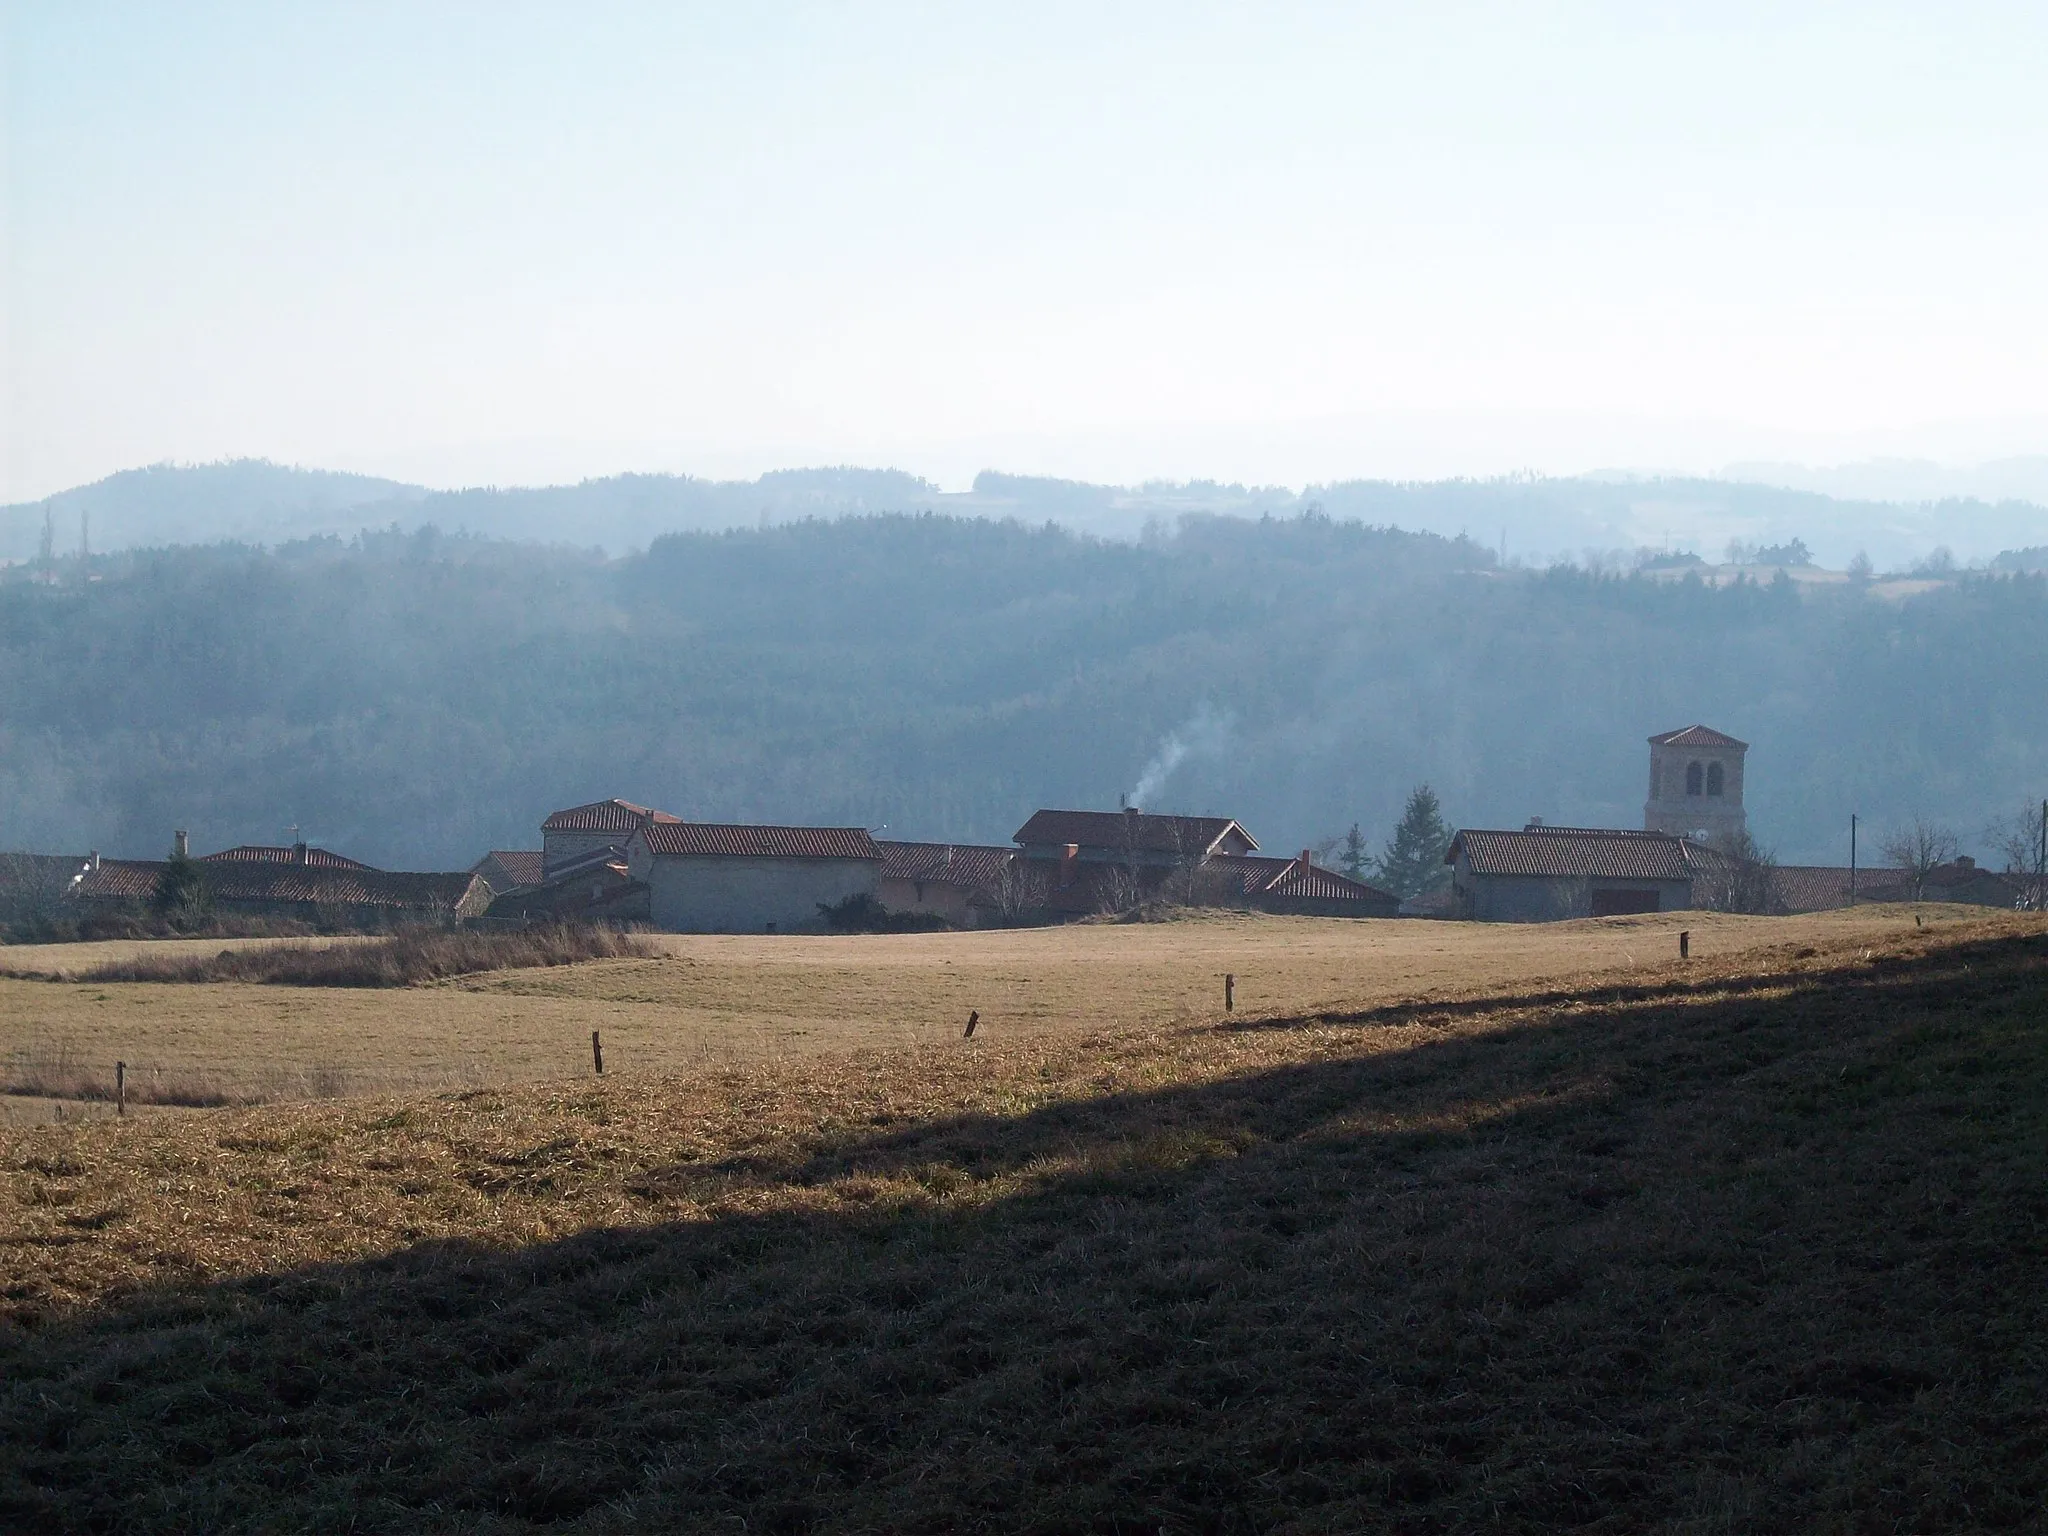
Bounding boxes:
54 924 658 987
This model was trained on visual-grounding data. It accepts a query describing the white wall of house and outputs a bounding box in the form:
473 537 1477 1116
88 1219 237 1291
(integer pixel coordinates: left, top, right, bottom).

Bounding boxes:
640 853 878 933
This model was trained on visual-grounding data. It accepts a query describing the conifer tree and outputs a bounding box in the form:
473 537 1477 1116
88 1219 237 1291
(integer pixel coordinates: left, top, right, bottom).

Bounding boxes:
1338 823 1368 881
1375 784 1452 899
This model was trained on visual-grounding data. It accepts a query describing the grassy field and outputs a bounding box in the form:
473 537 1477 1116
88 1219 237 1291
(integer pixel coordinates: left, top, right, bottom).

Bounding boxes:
2 911 2045 1530
0 905 1988 1116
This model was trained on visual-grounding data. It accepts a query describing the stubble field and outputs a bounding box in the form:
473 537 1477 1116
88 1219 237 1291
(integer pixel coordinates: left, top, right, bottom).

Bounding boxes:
2 905 2045 1531
0 905 1984 1118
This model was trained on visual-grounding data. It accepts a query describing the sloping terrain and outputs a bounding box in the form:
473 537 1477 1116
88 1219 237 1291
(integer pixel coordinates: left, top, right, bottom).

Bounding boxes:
3 923 2046 1531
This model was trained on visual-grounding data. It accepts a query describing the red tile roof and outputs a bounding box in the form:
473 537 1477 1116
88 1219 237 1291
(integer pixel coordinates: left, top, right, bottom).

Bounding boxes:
638 822 880 861
1768 865 1906 913
1449 827 1696 881
201 845 376 871
541 799 682 834
878 841 1013 889
1209 854 1397 906
1012 809 1259 856
75 860 486 913
475 850 547 888
1648 724 1747 749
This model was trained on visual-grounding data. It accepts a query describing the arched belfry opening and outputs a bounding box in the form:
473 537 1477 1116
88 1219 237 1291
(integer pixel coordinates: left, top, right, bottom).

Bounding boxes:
1645 724 1748 842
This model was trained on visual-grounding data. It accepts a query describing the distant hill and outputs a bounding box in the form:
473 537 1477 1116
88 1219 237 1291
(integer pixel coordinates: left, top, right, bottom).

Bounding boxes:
0 460 426 562
4 509 2044 867
8 459 2046 570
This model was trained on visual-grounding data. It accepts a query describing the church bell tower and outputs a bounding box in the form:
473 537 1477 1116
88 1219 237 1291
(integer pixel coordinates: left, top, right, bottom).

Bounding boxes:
1645 724 1748 843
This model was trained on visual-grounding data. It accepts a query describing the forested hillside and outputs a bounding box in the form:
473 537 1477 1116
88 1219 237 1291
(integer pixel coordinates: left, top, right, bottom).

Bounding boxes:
10 458 2048 568
3 513 2045 868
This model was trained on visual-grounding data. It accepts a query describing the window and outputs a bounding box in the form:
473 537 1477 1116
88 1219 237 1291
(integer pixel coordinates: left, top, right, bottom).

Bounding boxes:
1686 762 1703 796
1706 762 1724 797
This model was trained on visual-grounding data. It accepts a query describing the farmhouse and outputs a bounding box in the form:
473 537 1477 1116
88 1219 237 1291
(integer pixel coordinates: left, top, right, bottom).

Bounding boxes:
878 841 1013 927
1007 807 1395 917
1014 808 1259 870
1210 851 1401 918
1446 826 1700 921
541 799 679 875
481 845 648 924
72 850 490 923
625 820 880 933
471 849 545 898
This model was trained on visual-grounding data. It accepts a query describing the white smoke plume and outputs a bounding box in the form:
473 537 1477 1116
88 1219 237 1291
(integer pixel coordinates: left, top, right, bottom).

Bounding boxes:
1127 705 1232 809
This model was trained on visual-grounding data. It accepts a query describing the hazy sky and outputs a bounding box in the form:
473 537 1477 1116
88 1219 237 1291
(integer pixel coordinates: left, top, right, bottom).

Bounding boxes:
6 3 2048 499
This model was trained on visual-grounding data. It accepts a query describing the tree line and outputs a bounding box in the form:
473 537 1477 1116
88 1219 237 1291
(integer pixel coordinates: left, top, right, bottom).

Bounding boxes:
2 513 2045 873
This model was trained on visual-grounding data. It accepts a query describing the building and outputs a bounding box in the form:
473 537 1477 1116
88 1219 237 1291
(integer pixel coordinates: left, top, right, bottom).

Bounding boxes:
471 849 546 899
482 846 648 924
201 842 376 871
71 854 491 924
1011 807 1259 914
1855 856 2024 908
541 799 680 875
1013 807 1259 869
877 841 1014 927
1446 825 1700 921
1644 724 1748 842
1209 852 1401 918
625 821 880 933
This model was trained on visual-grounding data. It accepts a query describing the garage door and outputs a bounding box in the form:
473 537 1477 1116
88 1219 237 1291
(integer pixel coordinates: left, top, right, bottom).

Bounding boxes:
1591 888 1660 917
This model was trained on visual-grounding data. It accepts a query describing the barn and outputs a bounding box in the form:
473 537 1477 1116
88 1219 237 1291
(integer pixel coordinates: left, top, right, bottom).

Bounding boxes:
1446 826 1698 921
625 821 880 933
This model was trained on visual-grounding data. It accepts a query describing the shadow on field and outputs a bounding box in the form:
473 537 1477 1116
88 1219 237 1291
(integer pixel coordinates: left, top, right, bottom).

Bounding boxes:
5 935 2047 1534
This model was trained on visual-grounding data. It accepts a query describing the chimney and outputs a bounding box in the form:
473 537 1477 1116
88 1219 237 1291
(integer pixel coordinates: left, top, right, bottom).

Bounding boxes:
1124 805 1140 817
1299 848 1314 873
1061 843 1079 888
1525 817 1545 831
173 828 188 859
293 840 309 865
88 850 100 871
1956 854 1974 870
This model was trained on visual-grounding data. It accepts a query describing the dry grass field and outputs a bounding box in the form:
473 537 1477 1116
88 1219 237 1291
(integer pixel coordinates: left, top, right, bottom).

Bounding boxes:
2 908 2045 1531
0 905 1986 1117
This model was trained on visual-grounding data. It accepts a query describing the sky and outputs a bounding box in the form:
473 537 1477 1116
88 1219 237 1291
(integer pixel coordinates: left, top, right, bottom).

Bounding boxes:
5 2 2048 500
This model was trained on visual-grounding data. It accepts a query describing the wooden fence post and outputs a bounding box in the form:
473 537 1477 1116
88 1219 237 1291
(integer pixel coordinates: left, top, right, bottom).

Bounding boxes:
591 1031 604 1075
1224 974 1235 1012
116 1061 125 1117
1679 931 1690 960
963 1010 978 1038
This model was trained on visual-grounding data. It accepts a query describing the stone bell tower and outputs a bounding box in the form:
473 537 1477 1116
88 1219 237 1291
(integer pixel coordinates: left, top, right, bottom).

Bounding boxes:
1644 724 1748 843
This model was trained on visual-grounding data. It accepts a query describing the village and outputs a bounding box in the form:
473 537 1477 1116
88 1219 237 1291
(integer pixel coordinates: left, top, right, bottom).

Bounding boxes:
7 723 2031 938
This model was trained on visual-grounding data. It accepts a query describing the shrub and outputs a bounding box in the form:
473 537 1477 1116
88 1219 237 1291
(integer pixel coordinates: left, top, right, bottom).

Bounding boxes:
64 925 659 987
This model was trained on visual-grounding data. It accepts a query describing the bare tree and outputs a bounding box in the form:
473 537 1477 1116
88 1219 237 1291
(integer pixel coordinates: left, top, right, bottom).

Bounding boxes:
1095 863 1142 918
1693 829 1785 915
0 853 86 939
1985 800 2048 912
1160 819 1226 909
1878 818 1960 902
989 855 1048 926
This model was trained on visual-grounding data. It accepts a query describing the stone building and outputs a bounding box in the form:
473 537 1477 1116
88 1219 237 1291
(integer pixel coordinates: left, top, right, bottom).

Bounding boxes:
1445 826 1701 921
541 799 680 875
1643 724 1748 842
625 821 880 933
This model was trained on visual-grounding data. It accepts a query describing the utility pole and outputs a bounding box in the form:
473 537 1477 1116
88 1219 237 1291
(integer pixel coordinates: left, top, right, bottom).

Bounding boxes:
1849 813 1858 906
2038 798 2046 913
